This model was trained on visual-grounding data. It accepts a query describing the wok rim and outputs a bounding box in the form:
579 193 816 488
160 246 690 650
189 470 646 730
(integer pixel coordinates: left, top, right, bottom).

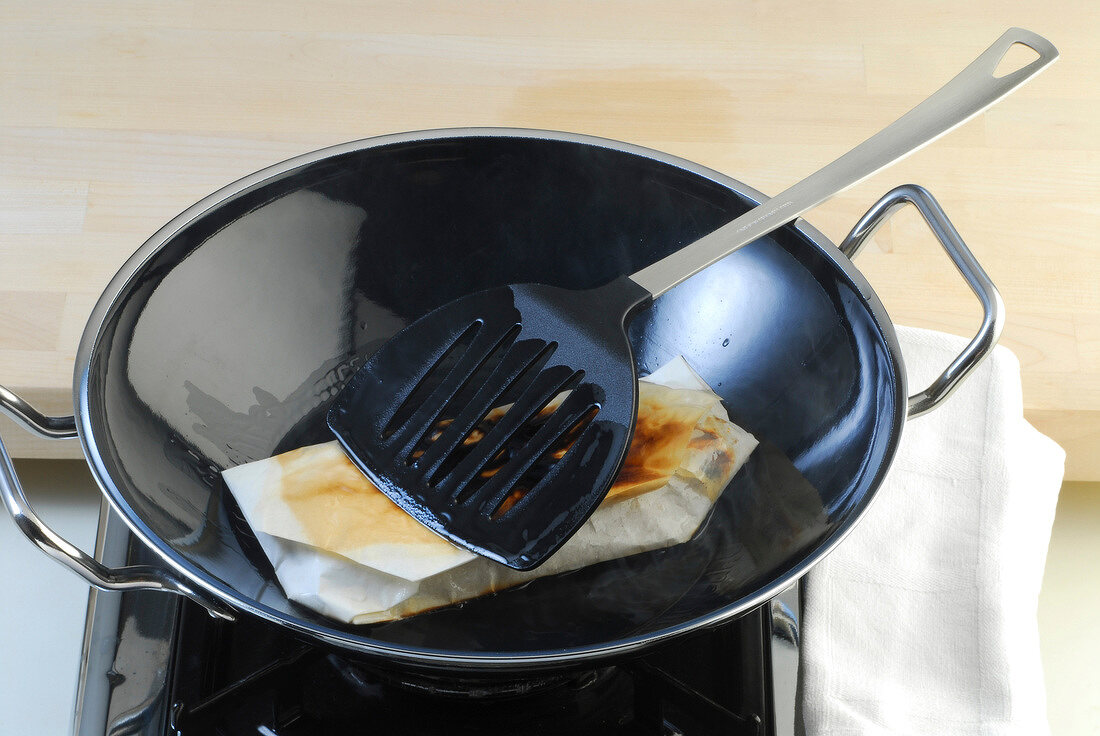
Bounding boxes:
73 127 907 670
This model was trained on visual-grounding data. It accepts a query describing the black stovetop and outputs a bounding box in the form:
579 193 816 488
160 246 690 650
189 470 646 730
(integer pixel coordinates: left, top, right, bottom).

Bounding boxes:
74 503 800 735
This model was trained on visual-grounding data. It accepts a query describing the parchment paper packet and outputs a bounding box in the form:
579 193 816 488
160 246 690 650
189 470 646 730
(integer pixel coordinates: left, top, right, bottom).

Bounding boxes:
222 357 757 624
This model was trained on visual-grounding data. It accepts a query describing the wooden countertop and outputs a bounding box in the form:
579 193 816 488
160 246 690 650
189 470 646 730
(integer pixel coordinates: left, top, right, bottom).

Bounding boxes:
2 2 1097 478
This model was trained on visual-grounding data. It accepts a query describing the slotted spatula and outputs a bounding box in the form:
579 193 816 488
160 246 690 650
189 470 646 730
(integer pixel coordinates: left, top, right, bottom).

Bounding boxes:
328 28 1056 570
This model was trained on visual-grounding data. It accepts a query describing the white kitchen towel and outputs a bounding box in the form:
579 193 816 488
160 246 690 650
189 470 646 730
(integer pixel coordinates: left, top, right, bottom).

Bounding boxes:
797 325 1065 736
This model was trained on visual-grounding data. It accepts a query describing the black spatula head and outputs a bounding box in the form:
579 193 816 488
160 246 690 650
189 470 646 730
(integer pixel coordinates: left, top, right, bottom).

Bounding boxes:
328 276 652 570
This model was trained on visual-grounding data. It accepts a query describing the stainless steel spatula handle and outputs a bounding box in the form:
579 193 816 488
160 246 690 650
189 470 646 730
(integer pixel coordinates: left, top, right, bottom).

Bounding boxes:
630 27 1058 298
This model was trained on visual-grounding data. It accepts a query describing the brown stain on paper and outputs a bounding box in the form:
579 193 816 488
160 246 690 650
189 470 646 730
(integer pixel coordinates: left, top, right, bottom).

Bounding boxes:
605 389 707 500
276 443 445 551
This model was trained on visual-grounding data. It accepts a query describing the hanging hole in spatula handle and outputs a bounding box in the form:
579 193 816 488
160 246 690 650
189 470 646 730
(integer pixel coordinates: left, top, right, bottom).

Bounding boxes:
839 185 1005 419
984 28 1059 84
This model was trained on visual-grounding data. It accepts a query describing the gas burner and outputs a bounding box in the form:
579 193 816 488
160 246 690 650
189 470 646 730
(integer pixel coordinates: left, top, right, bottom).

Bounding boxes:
294 656 638 736
342 659 611 700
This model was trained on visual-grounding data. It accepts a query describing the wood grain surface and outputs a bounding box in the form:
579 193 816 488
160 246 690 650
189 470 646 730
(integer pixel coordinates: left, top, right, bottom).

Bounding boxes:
1 1 1097 477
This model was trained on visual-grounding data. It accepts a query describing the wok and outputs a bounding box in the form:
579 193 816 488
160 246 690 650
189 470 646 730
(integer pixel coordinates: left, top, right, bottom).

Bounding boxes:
0 128 1002 672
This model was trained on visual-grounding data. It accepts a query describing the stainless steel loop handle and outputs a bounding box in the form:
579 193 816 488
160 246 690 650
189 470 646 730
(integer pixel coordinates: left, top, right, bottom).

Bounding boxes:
0 386 78 439
839 185 1005 418
0 388 235 620
630 27 1058 298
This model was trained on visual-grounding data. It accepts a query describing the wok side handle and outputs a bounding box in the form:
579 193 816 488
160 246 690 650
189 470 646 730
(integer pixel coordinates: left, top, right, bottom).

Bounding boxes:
0 389 235 621
839 185 1004 418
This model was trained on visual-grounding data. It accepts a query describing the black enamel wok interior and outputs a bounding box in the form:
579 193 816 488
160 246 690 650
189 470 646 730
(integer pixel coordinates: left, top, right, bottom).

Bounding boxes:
79 130 904 670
